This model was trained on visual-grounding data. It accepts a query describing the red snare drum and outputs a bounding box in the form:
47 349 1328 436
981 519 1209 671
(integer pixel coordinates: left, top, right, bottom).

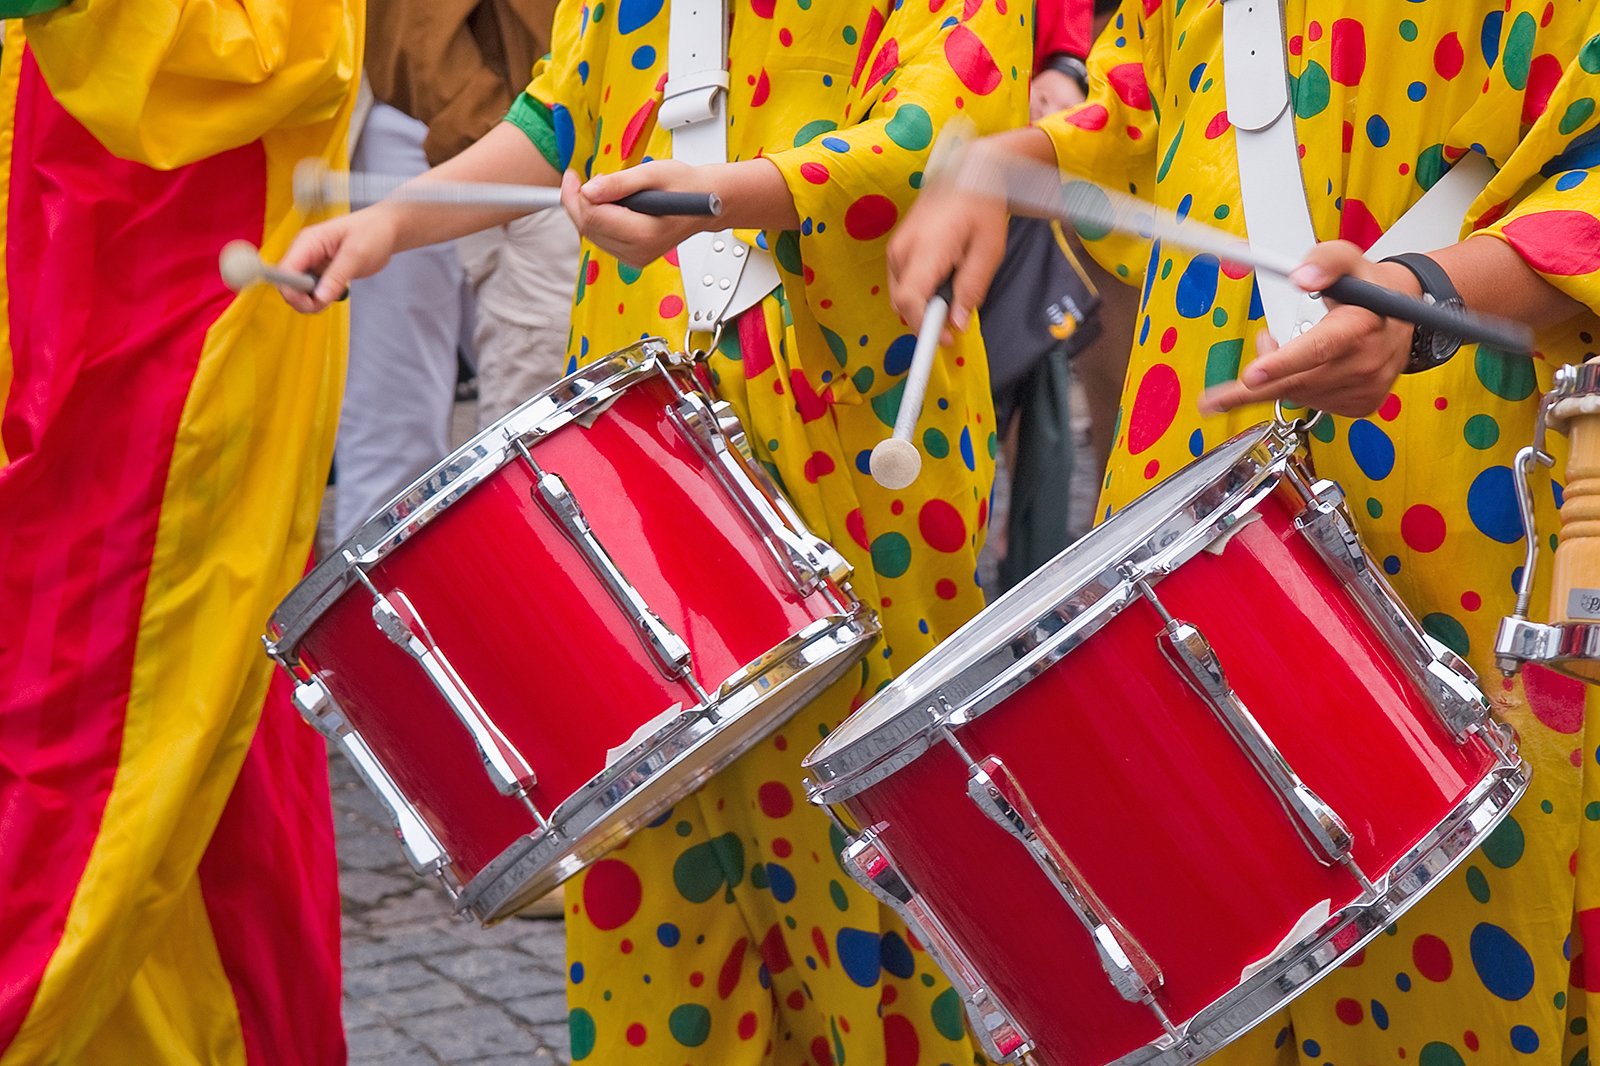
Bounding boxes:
268 340 875 923
804 422 1526 1066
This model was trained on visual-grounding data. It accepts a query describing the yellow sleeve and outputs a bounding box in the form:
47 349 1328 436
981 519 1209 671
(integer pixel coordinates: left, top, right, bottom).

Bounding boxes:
762 3 1031 248
1035 0 1165 283
25 0 358 169
520 0 594 173
1468 3 1600 328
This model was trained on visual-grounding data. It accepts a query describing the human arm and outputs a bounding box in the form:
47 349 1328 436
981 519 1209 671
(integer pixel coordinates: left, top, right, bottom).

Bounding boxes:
19 0 356 168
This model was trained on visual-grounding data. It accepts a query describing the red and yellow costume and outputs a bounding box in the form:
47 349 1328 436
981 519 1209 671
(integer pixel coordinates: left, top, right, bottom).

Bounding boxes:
0 3 360 1062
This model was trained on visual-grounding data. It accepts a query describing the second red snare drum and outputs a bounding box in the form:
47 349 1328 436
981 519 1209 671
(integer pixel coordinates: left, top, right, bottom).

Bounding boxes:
267 340 876 922
805 421 1527 1066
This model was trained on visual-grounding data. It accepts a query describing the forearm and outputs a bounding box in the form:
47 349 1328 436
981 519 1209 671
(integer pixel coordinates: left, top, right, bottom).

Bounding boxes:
375 123 564 254
1433 234 1582 330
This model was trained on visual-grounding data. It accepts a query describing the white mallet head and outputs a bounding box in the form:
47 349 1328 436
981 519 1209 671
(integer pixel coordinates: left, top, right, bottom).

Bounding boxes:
218 240 264 292
869 437 923 490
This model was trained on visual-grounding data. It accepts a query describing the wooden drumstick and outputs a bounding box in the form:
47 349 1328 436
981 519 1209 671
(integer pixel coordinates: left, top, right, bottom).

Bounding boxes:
293 159 722 218
870 282 952 490
1549 358 1600 682
219 239 319 294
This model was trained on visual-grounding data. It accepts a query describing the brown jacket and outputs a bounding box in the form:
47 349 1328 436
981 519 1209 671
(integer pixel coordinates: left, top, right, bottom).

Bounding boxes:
365 0 559 164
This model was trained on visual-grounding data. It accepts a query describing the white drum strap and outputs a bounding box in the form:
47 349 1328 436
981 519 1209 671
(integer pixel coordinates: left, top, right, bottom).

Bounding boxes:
665 0 780 343
1221 0 1493 341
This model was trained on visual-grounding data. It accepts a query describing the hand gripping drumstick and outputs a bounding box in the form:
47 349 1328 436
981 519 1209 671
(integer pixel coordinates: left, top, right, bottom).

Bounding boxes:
940 136 1535 355
293 159 722 218
870 281 953 490
219 239 322 295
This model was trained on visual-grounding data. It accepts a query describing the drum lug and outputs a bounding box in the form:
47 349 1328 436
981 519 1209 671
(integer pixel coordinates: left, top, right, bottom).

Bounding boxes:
349 560 545 805
513 440 707 700
668 387 852 593
279 672 458 890
1137 582 1357 868
840 827 1035 1064
1295 479 1492 739
948 731 1171 1017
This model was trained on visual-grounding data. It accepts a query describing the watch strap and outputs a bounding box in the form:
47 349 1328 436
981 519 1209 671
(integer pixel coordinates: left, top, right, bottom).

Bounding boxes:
1380 252 1460 304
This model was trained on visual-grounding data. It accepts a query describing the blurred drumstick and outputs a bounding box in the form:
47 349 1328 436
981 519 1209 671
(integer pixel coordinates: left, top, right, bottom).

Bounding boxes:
943 140 1535 355
219 239 320 294
293 159 722 218
870 281 953 490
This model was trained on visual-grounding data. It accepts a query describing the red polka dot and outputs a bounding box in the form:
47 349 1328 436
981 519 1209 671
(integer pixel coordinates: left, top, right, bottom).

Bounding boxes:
1127 363 1182 455
1144 458 1161 479
751 69 771 107
1574 748 1585 767
977 496 989 529
1523 53 1565 124
811 1036 834 1065
758 781 794 818
1400 505 1447 553
689 971 705 987
844 194 899 240
919 499 967 552
1434 32 1465 79
658 294 684 318
1344 948 1367 968
884 1014 921 1066
778 27 793 47
585 259 600 284
1064 103 1109 130
619 938 633 953
803 450 836 483
751 0 775 14
800 161 830 184
1159 327 1178 353
1503 211 1600 277
1329 19 1365 85
583 859 642 930
1464 1031 1480 1052
1338 198 1383 252
811 926 831 966
627 1023 647 1046
738 1011 759 1040
1106 62 1152 109
621 100 656 159
774 735 788 751
935 578 959 600
1524 664 1586 734
845 508 871 552
1335 997 1364 1024
1378 393 1402 421
1412 933 1453 982
1204 109 1232 139
792 991 812 1014
943 25 1001 95
719 938 749 999
1461 591 1482 611
772 837 792 858
1434 396 1449 410
890 499 905 516
1308 19 1323 40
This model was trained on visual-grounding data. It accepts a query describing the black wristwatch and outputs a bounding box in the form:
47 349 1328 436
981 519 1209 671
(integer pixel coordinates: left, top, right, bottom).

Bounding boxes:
1042 52 1090 97
1379 252 1466 373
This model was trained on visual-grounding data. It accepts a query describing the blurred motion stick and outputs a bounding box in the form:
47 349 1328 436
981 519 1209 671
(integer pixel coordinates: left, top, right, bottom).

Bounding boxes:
293 160 722 218
870 283 952 490
218 239 318 294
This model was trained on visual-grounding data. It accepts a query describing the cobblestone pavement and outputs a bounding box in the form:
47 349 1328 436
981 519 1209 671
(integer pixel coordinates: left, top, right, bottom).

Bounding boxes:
333 754 573 1066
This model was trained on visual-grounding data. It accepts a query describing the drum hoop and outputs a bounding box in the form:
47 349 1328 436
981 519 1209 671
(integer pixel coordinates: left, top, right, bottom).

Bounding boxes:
268 338 677 655
804 422 1304 803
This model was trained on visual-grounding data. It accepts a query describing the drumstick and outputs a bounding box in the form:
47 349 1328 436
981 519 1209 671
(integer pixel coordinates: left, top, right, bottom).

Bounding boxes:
219 239 318 294
293 159 722 218
946 144 1535 355
870 281 953 490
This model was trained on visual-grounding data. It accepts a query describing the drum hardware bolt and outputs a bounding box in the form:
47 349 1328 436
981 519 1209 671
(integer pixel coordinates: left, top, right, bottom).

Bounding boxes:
733 245 746 258
712 239 726 252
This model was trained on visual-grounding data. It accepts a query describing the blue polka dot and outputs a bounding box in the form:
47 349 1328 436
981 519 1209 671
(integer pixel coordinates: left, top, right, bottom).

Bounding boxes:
657 923 680 948
646 806 674 828
1467 466 1526 544
570 961 585 983
1396 971 1413 991
880 931 916 979
837 928 882 987
884 334 917 375
1138 315 1152 345
821 136 851 153
616 0 664 34
1348 419 1396 481
1248 280 1265 321
1482 10 1504 65
1188 62 1208 91
1189 429 1205 457
552 105 576 170
1175 255 1221 319
1510 1025 1540 1053
631 44 656 68
959 427 976 471
1558 170 1588 191
1367 115 1391 147
1384 555 1402 575
578 61 591 84
1176 193 1194 221
1408 81 1428 101
1371 999 1389 1029
855 450 873 475
1302 1040 1322 1057
1469 922 1536 1000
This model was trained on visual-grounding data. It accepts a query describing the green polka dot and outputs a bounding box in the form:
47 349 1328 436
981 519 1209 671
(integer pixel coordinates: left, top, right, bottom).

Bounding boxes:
1293 61 1331 119
1504 11 1537 90
793 119 838 147
591 2 605 21
1586 802 1600 821
1475 348 1537 401
885 104 933 151
870 532 913 579
842 25 858 45
1203 338 1244 389
1419 1042 1466 1066
675 820 693 837
570 1008 598 1060
1213 204 1230 220
617 261 642 285
669 1004 712 1047
932 987 967 1041
1063 180 1114 241
1572 1016 1589 1036
1583 34 1600 74
1211 306 1228 327
829 879 851 912
1367 497 1383 519
749 863 769 889
1311 416 1337 444
1561 97 1596 136
1542 798 1555 814
1415 144 1448 191
1160 259 1174 281
1156 123 1186 182
1557 991 1568 1009
1464 413 1500 449
1481 814 1525 869
923 427 950 459
1399 19 1418 42
1422 612 1470 656
987 431 999 459
871 379 906 428
672 832 745 903
773 230 803 274
1466 865 1491 903
852 366 875 394
920 972 936 986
